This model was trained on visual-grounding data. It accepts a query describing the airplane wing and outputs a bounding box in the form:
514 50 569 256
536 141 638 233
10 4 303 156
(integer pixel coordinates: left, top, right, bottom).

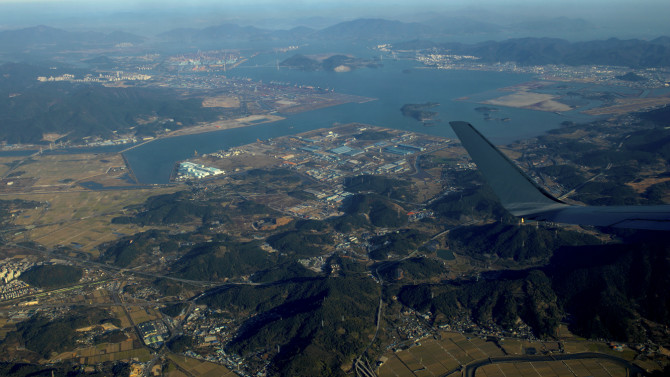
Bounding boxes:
449 121 670 230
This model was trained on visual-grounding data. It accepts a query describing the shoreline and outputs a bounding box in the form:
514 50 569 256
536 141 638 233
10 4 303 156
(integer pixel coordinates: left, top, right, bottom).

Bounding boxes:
120 114 287 153
2 93 376 155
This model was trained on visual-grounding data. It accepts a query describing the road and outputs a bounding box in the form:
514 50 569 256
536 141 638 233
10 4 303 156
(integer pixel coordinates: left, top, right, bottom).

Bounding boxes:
408 145 450 179
7 242 236 287
355 217 483 377
0 241 266 314
0 150 41 179
460 352 648 377
557 162 612 200
354 267 384 377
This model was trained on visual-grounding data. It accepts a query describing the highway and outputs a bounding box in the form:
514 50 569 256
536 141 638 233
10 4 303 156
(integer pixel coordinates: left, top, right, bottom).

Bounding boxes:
459 352 648 377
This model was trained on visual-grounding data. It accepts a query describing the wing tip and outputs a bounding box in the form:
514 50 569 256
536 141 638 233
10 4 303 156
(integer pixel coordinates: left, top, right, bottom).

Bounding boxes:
448 120 472 132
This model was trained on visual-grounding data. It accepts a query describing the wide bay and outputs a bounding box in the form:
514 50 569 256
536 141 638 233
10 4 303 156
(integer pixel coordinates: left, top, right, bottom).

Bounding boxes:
125 59 592 183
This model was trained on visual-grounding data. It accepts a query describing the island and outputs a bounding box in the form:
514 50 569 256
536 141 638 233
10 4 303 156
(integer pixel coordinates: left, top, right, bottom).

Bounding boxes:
400 102 440 123
280 53 380 72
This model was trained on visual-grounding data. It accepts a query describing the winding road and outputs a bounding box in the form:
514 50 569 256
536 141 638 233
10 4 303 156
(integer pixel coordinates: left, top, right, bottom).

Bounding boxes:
460 352 648 377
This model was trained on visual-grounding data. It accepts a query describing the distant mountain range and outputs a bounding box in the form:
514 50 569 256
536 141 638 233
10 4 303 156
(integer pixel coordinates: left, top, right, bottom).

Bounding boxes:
0 25 145 52
154 18 435 42
2 20 670 68
316 18 434 41
0 16 601 48
151 16 601 43
157 23 275 42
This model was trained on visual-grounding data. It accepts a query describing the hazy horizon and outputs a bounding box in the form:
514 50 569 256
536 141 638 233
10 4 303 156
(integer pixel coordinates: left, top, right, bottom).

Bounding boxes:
1 0 669 41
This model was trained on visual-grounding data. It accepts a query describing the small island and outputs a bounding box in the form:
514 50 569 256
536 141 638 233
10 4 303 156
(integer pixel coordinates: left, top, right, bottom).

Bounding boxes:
475 106 510 122
400 102 440 123
280 54 380 72
474 106 499 113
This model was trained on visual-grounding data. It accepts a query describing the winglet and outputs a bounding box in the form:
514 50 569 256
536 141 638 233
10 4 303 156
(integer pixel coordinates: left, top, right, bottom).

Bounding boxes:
449 121 569 217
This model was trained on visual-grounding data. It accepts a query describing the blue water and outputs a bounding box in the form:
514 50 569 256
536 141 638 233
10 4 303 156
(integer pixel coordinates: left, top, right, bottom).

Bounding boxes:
125 59 593 183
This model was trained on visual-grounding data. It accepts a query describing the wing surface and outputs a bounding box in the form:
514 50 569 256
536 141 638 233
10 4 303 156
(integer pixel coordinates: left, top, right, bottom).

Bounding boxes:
449 121 670 230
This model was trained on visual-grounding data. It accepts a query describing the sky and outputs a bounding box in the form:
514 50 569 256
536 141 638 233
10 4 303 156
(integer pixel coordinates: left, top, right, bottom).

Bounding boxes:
1 0 669 39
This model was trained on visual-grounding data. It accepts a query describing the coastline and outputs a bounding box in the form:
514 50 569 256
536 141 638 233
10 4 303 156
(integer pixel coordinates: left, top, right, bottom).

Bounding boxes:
119 114 285 153
165 114 286 137
2 92 376 154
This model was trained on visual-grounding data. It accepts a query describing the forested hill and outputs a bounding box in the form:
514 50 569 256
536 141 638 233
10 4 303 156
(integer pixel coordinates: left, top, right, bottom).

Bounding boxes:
0 83 221 144
398 231 670 343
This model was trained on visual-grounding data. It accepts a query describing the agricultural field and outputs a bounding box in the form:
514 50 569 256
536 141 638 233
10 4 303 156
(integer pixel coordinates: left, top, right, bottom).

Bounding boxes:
378 332 505 377
55 338 151 364
128 307 162 325
0 153 131 188
111 306 132 329
167 354 237 377
4 186 181 252
377 330 648 377
476 359 626 377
